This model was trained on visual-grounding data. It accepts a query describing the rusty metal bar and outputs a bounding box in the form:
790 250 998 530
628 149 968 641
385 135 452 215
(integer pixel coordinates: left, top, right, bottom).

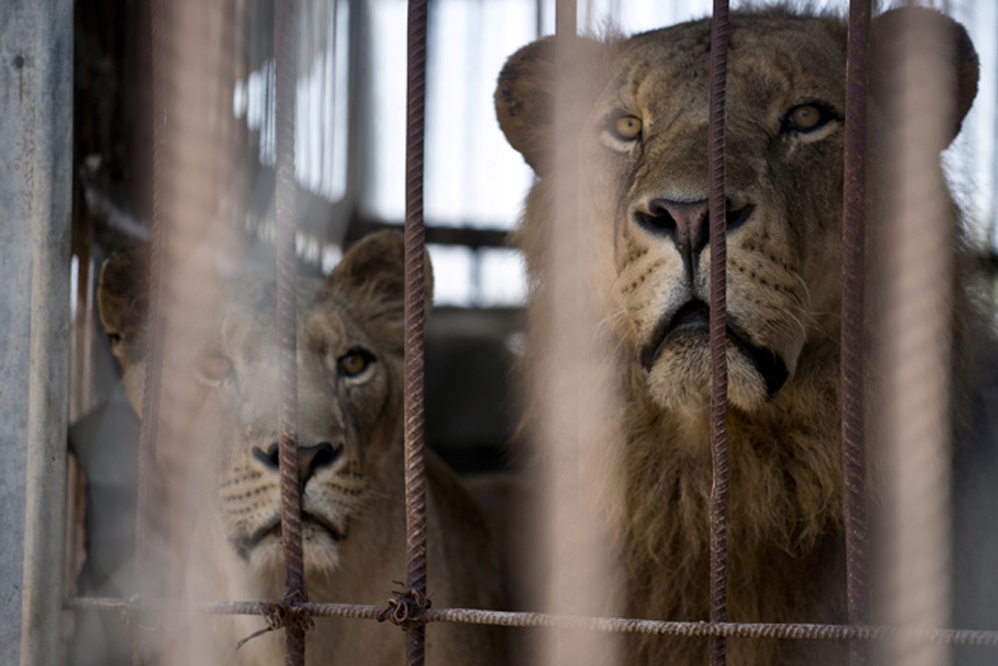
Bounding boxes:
420 612 998 646
403 0 430 661
841 2 872 666
274 0 307 664
881 8 957 666
707 1 730 665
131 0 167 663
60 596 998 647
130 0 237 661
538 1 622 663
555 0 575 39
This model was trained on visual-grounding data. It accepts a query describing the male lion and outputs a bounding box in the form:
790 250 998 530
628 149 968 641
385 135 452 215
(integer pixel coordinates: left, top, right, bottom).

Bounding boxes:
98 232 507 665
496 7 978 665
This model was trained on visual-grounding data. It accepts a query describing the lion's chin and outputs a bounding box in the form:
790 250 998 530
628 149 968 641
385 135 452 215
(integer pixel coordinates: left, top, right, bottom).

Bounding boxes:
235 517 346 575
645 330 787 413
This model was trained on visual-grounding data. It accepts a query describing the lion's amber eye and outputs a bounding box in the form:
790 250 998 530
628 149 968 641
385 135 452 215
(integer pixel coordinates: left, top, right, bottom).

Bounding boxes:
788 105 823 131
615 116 642 140
337 348 374 378
197 351 233 382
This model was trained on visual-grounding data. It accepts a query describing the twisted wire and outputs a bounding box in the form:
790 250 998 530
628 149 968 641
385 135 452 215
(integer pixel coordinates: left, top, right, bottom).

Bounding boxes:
403 0 430 662
274 0 307 663
841 2 872 665
707 2 730 664
419 611 998 645
63 596 998 647
133 0 167 663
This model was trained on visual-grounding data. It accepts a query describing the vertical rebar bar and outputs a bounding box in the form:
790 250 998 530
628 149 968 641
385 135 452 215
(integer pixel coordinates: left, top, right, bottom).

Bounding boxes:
992 4 998 252
131 1 167 663
404 0 429 662
707 2 730 665
537 1 622 663
882 8 957 666
841 3 872 666
274 0 306 664
131 0 239 660
555 0 575 39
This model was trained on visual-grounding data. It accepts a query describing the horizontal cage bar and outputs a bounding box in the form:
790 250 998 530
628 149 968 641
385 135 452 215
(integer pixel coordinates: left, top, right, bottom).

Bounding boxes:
61 597 998 647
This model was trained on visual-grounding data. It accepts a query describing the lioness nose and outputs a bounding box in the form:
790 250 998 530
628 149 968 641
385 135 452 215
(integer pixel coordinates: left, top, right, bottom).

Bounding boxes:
252 441 343 485
297 442 342 485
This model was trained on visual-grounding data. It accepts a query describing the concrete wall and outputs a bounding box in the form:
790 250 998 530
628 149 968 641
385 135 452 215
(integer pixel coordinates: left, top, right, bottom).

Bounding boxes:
0 1 73 663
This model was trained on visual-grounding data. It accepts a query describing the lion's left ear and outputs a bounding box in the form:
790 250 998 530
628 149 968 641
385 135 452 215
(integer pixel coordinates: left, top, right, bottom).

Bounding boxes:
871 7 979 148
330 231 433 320
495 35 610 175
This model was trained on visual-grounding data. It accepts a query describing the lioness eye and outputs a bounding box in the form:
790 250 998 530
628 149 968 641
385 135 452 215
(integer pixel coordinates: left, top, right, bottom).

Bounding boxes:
790 105 820 129
337 348 374 378
615 116 642 140
197 351 233 382
783 103 838 134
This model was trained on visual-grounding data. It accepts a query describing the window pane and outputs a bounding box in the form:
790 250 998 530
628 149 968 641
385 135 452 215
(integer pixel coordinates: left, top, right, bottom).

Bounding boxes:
479 248 526 307
365 0 536 229
423 0 537 228
234 0 351 203
428 244 475 306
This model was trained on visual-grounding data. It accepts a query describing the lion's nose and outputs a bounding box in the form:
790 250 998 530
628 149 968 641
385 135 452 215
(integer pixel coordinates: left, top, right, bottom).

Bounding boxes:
636 198 754 282
643 198 710 257
636 198 709 283
298 442 342 485
252 441 344 485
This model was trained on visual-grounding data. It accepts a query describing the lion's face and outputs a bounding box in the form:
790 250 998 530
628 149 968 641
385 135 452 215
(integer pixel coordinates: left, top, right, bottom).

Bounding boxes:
99 232 426 575
585 16 849 412
496 8 977 413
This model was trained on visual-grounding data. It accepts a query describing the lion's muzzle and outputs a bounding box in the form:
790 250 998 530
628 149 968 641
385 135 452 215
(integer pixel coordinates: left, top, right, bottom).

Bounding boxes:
641 299 789 398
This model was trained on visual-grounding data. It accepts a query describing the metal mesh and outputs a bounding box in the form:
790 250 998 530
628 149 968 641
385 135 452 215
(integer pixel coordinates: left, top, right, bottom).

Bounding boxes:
58 1 998 666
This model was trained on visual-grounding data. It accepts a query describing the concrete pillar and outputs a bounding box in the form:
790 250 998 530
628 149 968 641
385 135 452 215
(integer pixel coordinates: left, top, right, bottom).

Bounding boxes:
0 1 74 663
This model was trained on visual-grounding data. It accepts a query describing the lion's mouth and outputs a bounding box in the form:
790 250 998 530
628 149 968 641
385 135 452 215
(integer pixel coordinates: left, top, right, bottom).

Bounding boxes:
640 299 789 397
233 512 349 562
639 300 710 371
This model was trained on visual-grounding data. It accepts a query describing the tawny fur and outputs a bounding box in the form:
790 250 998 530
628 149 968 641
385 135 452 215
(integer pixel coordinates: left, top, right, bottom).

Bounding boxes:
98 232 508 666
496 7 979 665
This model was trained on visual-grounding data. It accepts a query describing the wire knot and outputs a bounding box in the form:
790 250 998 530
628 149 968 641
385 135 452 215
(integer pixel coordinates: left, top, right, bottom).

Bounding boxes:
121 593 142 625
236 593 314 651
378 581 431 630
262 600 287 631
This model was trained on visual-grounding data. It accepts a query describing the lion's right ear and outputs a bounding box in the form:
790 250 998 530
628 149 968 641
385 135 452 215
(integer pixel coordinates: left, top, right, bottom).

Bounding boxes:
330 231 433 324
495 36 609 175
98 245 150 367
871 7 979 149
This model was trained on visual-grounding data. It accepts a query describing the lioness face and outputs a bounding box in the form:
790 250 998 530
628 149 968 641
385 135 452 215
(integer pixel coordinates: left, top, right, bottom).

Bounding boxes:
496 9 977 414
99 232 422 576
204 280 400 574
584 16 847 412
